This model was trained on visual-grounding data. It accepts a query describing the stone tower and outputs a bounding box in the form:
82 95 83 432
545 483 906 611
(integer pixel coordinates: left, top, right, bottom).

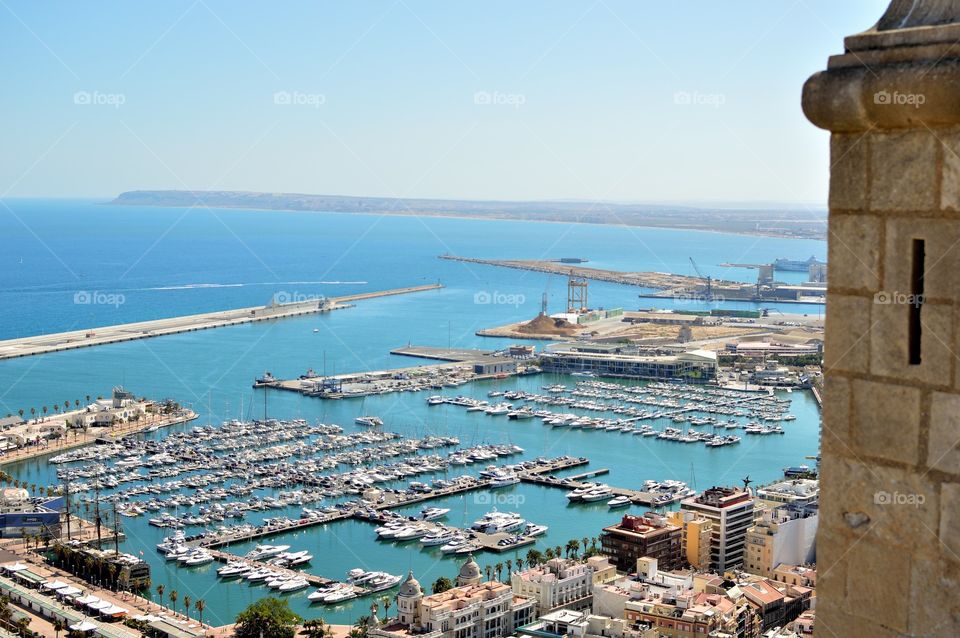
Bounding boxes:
396 570 423 627
803 0 960 635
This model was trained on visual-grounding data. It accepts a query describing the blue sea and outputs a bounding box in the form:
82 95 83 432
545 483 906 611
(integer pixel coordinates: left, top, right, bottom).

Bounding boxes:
0 199 825 625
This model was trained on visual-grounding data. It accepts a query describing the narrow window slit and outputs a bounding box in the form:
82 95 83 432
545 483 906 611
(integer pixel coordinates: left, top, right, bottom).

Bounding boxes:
908 238 925 365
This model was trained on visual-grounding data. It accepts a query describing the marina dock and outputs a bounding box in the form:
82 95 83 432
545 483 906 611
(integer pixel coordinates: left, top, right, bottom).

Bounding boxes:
262 344 530 399
0 283 443 360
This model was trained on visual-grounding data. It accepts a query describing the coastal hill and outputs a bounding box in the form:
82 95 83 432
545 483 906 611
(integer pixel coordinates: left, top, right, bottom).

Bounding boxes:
111 190 826 239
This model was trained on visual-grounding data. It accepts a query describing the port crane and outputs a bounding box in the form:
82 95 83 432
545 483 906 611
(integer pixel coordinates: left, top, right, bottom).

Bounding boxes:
688 257 712 298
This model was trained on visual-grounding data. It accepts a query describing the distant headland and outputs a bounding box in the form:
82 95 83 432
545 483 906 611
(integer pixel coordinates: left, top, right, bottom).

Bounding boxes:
111 190 827 240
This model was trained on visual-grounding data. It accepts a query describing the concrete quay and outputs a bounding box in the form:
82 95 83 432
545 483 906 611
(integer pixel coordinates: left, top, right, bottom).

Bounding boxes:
0 283 443 361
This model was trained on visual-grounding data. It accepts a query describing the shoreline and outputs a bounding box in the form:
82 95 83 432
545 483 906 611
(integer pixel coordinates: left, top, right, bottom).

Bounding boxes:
0 410 199 467
105 200 827 242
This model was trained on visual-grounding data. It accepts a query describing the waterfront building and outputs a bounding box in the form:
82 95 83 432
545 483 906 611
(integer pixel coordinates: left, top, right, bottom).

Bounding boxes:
511 556 615 613
540 345 717 383
744 504 818 579
680 487 755 572
375 560 536 638
599 514 682 572
665 510 713 569
754 480 819 507
0 489 60 540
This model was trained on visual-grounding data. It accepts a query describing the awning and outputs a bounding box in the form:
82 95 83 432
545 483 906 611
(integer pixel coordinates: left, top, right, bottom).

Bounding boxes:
75 595 100 605
4 563 28 573
42 580 70 591
69 621 98 632
88 601 112 611
58 586 83 598
100 606 128 616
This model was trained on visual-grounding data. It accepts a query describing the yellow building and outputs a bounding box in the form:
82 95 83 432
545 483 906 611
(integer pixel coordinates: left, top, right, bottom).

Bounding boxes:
665 510 712 570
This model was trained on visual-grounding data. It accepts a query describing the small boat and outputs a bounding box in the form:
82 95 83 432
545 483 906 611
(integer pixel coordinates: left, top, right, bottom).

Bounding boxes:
354 416 384 427
608 495 631 508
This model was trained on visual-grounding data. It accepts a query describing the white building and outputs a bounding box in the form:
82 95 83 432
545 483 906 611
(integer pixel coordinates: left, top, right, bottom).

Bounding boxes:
511 556 615 613
755 480 819 506
745 504 819 578
374 558 536 638
680 486 756 572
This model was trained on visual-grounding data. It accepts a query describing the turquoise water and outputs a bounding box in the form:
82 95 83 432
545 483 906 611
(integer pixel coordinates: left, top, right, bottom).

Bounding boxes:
0 199 824 625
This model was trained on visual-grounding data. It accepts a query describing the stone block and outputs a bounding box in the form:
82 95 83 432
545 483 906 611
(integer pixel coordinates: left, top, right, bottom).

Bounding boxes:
845 539 912 633
824 294 871 374
909 552 960 636
870 130 937 213
940 482 960 559
929 394 960 474
819 454 939 552
883 217 960 303
941 130 960 212
830 133 869 211
851 378 922 466
828 213 881 292
821 375 852 456
870 299 953 386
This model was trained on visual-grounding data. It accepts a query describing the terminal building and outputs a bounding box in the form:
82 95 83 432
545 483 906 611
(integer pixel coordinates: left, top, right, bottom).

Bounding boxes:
541 345 717 383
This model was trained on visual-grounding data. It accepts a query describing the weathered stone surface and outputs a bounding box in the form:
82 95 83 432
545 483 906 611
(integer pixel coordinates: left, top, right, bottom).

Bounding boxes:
941 130 960 212
811 527 848 606
940 482 960 559
821 375 852 455
819 453 940 552
851 378 922 465
870 131 937 212
845 539 912 633
870 300 953 385
824 294 871 373
929 394 960 474
828 214 881 291
830 134 869 211
882 217 960 301
814 602 909 638
909 553 960 635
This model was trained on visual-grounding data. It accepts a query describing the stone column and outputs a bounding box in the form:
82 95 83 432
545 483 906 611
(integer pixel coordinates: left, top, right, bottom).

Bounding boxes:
802 1 960 636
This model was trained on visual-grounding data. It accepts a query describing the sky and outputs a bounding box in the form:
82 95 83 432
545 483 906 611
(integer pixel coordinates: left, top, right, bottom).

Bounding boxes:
0 0 889 205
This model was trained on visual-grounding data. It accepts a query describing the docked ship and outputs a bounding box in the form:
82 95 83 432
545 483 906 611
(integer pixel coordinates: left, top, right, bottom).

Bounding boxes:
773 256 824 271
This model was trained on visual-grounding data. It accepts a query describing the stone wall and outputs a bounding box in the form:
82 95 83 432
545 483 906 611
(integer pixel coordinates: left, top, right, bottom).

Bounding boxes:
803 2 960 636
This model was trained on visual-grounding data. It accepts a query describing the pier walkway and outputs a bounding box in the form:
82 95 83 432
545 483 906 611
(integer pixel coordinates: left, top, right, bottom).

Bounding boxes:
0 284 442 360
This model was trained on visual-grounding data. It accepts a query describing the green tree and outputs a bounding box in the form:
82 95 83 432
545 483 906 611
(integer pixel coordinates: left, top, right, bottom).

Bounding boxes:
155 584 165 610
235 597 302 638
526 549 543 566
494 562 503 582
351 615 369 638
380 595 391 620
53 618 65 638
431 576 453 594
195 599 205 627
183 595 192 620
168 589 178 616
301 618 327 638
566 539 580 558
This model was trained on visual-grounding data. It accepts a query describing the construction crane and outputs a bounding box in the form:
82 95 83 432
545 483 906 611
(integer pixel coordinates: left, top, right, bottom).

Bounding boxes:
689 257 712 298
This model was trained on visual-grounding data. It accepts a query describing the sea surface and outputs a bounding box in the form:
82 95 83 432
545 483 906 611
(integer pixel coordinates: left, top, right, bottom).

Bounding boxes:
0 199 825 625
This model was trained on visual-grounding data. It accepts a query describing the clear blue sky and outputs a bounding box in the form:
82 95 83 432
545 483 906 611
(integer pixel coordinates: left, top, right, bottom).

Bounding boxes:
0 0 889 204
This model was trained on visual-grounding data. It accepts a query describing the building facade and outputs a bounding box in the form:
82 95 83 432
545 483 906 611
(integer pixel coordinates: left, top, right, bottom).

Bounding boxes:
744 504 818 579
511 557 614 613
680 487 755 572
600 514 682 572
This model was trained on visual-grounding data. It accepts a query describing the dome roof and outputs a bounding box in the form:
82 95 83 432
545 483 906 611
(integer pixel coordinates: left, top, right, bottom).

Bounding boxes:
398 570 422 597
459 554 482 581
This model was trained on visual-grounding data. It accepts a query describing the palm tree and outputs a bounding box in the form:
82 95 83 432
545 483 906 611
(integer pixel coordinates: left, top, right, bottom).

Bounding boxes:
169 589 178 616
554 545 563 559
29 408 35 422
17 410 23 421
566 539 580 558
14 616 29 638
380 595 391 620
156 584 165 610
494 562 503 582
53 618 65 638
302 619 327 638
0 595 12 630
516 557 524 571
591 537 599 551
195 599 205 626
183 595 191 620
582 537 589 554
42 406 47 420
484 565 492 582
505 559 513 575
544 548 555 561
